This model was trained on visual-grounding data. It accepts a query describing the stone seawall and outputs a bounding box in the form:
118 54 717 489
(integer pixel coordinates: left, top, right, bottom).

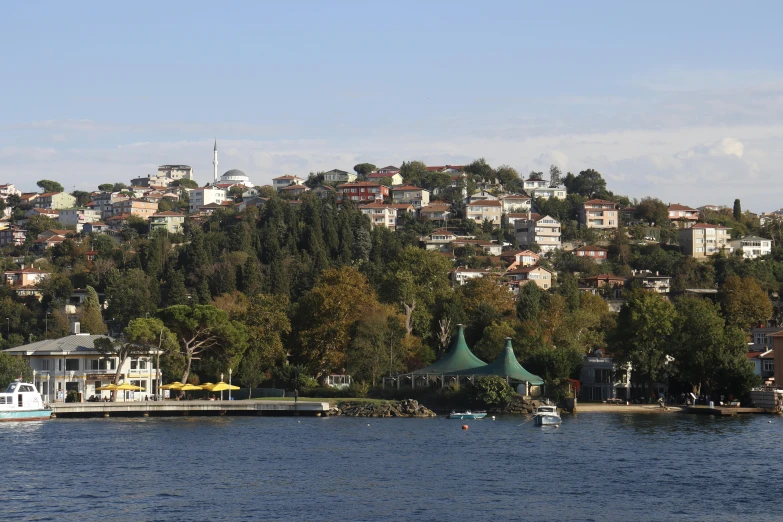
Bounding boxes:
328 399 436 418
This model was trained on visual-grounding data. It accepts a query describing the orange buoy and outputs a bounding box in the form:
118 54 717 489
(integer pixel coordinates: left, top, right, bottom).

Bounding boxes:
462 424 469 430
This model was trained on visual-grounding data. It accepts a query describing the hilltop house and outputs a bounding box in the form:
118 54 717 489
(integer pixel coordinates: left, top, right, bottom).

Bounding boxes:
323 169 356 184
729 235 772 259
504 266 552 290
336 182 389 204
391 186 430 208
272 175 305 191
465 200 502 226
573 245 608 263
679 224 733 258
580 200 618 230
668 204 699 227
514 214 561 253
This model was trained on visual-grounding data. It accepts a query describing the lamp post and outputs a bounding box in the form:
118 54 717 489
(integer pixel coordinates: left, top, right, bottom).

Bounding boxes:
32 369 36 390
82 374 86 402
47 374 51 404
229 368 232 401
220 372 224 401
45 311 50 336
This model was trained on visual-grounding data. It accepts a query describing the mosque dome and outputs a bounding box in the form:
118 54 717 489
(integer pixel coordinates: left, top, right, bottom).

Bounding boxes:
220 169 251 184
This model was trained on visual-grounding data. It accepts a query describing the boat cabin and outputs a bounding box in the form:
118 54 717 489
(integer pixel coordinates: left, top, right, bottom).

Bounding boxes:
0 381 45 411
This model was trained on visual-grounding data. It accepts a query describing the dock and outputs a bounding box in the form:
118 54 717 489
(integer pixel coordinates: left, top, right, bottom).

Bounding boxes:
686 405 777 416
50 400 330 418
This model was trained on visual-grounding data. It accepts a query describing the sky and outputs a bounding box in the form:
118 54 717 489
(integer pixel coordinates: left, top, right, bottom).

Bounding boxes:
1 1 782 211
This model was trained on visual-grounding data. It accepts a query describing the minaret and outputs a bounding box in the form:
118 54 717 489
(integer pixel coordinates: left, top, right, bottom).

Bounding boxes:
213 139 219 185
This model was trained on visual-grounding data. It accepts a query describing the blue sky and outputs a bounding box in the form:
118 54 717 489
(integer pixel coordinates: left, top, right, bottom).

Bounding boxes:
2 1 782 209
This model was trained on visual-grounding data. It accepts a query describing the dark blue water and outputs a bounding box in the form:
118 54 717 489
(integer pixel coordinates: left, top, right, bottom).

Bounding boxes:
2 412 781 521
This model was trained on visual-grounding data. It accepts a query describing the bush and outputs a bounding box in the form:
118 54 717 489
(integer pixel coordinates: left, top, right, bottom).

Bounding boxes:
65 390 79 403
470 376 513 408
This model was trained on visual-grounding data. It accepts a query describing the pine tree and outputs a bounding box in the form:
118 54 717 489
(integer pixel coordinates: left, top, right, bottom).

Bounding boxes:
733 199 742 221
164 268 190 306
79 286 107 334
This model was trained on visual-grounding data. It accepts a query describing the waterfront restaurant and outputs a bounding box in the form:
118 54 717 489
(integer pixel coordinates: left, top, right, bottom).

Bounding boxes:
3 325 162 403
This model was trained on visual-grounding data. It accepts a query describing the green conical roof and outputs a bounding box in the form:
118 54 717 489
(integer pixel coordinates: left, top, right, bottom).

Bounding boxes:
449 338 544 385
411 325 487 374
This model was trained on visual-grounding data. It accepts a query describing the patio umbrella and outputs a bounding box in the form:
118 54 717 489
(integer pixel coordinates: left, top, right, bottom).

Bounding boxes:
95 384 119 391
160 383 183 390
179 383 202 400
116 383 144 391
210 381 240 400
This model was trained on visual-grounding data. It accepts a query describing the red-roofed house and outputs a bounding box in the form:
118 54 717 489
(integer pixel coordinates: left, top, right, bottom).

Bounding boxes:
465 200 502 226
419 203 452 222
367 171 403 186
336 182 389 204
272 175 305 192
581 274 626 291
504 266 552 290
573 245 609 263
3 267 49 299
391 186 430 208
279 184 311 197
668 203 699 226
580 200 619 230
500 250 540 269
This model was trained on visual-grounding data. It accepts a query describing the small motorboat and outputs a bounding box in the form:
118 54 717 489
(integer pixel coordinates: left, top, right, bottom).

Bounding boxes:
448 410 487 420
0 380 52 422
533 403 561 427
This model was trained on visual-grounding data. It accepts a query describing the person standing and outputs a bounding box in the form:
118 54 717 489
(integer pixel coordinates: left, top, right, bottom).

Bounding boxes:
294 389 298 403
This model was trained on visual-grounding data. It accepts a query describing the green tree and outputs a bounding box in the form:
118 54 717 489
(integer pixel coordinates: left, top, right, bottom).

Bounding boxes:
346 303 407 385
718 275 773 331
563 169 607 198
98 183 114 192
175 179 198 189
105 268 158 328
0 351 32 388
157 304 248 384
353 163 377 179
123 317 179 393
94 335 151 398
78 286 107 334
292 267 378 380
549 165 563 187
517 282 543 322
733 199 742 221
495 165 521 193
471 376 512 408
37 179 64 193
672 296 760 397
611 289 677 392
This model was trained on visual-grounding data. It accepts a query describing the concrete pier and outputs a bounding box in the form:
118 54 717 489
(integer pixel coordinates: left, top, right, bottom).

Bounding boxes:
51 400 329 418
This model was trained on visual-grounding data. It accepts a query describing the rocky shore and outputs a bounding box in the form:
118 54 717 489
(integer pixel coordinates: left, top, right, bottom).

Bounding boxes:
327 399 436 418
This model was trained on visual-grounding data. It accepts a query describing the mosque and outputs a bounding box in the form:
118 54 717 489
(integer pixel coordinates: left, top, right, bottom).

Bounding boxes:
212 140 252 186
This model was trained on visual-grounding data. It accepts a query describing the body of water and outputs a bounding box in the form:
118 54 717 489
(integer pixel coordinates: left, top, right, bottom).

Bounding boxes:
2 412 780 521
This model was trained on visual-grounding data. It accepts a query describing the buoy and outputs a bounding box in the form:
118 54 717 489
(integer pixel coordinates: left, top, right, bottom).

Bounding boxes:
555 425 560 428
367 423 370 426
492 416 496 420
769 420 773 423
462 425 469 430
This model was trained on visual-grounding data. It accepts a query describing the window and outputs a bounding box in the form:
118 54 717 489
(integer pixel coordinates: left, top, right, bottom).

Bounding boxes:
763 360 774 372
65 359 79 371
40 359 51 371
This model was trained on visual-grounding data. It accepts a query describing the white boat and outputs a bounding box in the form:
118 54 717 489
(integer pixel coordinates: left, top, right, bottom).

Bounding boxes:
448 410 487 420
0 381 52 422
533 404 561 427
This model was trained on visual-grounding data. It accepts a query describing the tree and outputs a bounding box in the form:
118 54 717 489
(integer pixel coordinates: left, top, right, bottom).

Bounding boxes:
0 351 32 388
104 268 158 328
718 275 773 332
292 267 378 380
399 161 429 187
733 199 742 222
672 296 759 397
611 289 677 392
517 282 543 322
563 169 607 198
78 286 107 334
528 171 544 180
112 183 128 192
98 183 114 192
72 190 91 206
157 304 248 384
37 180 64 193
636 197 669 226
353 163 377 179
94 335 151 399
549 165 563 187
123 317 179 395
346 303 407 385
495 165 521 193
175 179 198 189
471 376 512 408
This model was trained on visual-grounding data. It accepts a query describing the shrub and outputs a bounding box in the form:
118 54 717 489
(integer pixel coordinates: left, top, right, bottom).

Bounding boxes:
470 376 512 408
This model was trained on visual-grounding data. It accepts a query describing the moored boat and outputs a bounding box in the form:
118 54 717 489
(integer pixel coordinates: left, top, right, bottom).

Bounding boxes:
0 381 52 421
533 404 561 427
448 410 487 420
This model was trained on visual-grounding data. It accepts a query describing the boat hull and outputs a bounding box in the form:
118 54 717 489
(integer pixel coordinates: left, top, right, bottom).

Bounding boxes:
0 409 52 422
534 414 561 426
448 413 487 420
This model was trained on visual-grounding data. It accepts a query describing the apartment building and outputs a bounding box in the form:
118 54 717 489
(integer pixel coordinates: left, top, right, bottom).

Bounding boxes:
580 200 618 229
336 182 390 204
33 192 77 210
515 214 562 253
729 235 772 259
58 208 101 232
678 224 733 258
464 200 502 226
391 186 430 208
111 199 159 220
188 187 226 213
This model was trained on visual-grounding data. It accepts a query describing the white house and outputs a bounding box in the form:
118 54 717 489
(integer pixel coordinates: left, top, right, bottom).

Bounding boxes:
272 175 305 191
58 208 101 232
730 235 772 259
4 329 162 403
189 187 226 213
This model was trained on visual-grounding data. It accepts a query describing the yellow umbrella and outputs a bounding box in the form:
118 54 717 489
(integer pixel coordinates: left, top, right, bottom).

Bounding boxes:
95 384 119 391
179 384 202 391
209 382 239 392
200 382 215 390
160 383 183 390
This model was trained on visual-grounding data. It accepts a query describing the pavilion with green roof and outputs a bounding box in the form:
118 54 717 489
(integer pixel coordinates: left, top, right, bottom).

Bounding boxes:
393 324 486 389
447 338 544 396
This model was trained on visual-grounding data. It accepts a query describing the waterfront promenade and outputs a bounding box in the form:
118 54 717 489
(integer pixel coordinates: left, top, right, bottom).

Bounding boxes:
50 399 330 418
